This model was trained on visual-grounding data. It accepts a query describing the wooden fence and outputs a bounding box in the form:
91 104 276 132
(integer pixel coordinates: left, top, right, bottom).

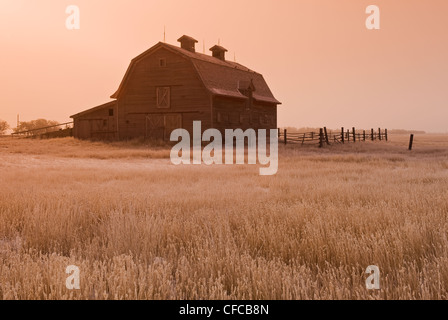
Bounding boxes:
278 127 388 147
11 122 73 138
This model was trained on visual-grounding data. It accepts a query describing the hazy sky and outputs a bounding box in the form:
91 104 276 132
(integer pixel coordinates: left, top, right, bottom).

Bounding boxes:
1 0 447 132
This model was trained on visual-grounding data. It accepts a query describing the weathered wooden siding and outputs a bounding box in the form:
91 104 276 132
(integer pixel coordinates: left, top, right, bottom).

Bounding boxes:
73 103 117 140
117 47 211 140
212 96 277 135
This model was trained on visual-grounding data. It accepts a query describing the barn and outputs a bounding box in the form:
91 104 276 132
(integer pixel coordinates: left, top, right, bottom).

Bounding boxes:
70 35 281 141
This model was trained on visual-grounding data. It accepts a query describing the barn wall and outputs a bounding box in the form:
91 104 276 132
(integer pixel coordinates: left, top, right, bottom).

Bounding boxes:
73 103 117 140
117 47 211 140
212 96 277 135
252 101 278 131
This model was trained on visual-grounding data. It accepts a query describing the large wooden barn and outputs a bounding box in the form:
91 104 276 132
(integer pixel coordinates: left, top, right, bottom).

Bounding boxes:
70 35 281 140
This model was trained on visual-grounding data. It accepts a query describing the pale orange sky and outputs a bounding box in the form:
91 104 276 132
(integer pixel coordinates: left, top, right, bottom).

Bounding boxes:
0 0 447 132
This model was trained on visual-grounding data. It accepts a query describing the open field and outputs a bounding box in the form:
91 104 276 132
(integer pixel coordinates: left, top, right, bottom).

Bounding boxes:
0 134 447 299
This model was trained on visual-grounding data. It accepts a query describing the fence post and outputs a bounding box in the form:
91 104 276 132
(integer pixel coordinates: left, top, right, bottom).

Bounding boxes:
385 129 388 141
409 134 414 150
284 129 287 145
324 127 329 145
352 127 356 142
341 127 344 143
319 128 324 148
378 128 382 141
363 130 366 141
278 128 280 139
347 129 350 142
371 128 374 141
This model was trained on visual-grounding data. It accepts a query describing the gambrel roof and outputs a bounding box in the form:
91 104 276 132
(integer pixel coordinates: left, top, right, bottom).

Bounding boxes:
110 42 281 105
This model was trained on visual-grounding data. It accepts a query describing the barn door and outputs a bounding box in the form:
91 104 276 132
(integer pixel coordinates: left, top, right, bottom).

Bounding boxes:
90 119 104 133
164 114 182 140
145 115 164 140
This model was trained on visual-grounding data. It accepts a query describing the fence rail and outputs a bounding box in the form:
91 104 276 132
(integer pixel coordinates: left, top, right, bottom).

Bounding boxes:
11 122 74 138
278 127 388 147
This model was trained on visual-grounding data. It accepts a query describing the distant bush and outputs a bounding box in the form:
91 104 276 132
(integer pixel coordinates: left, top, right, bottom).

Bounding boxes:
0 119 10 135
14 119 61 135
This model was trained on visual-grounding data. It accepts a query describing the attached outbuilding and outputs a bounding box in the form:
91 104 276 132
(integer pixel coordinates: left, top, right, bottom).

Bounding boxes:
70 35 281 140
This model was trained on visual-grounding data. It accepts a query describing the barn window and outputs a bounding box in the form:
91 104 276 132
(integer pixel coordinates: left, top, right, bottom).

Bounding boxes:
109 108 114 116
159 58 167 67
157 87 170 108
103 119 108 127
